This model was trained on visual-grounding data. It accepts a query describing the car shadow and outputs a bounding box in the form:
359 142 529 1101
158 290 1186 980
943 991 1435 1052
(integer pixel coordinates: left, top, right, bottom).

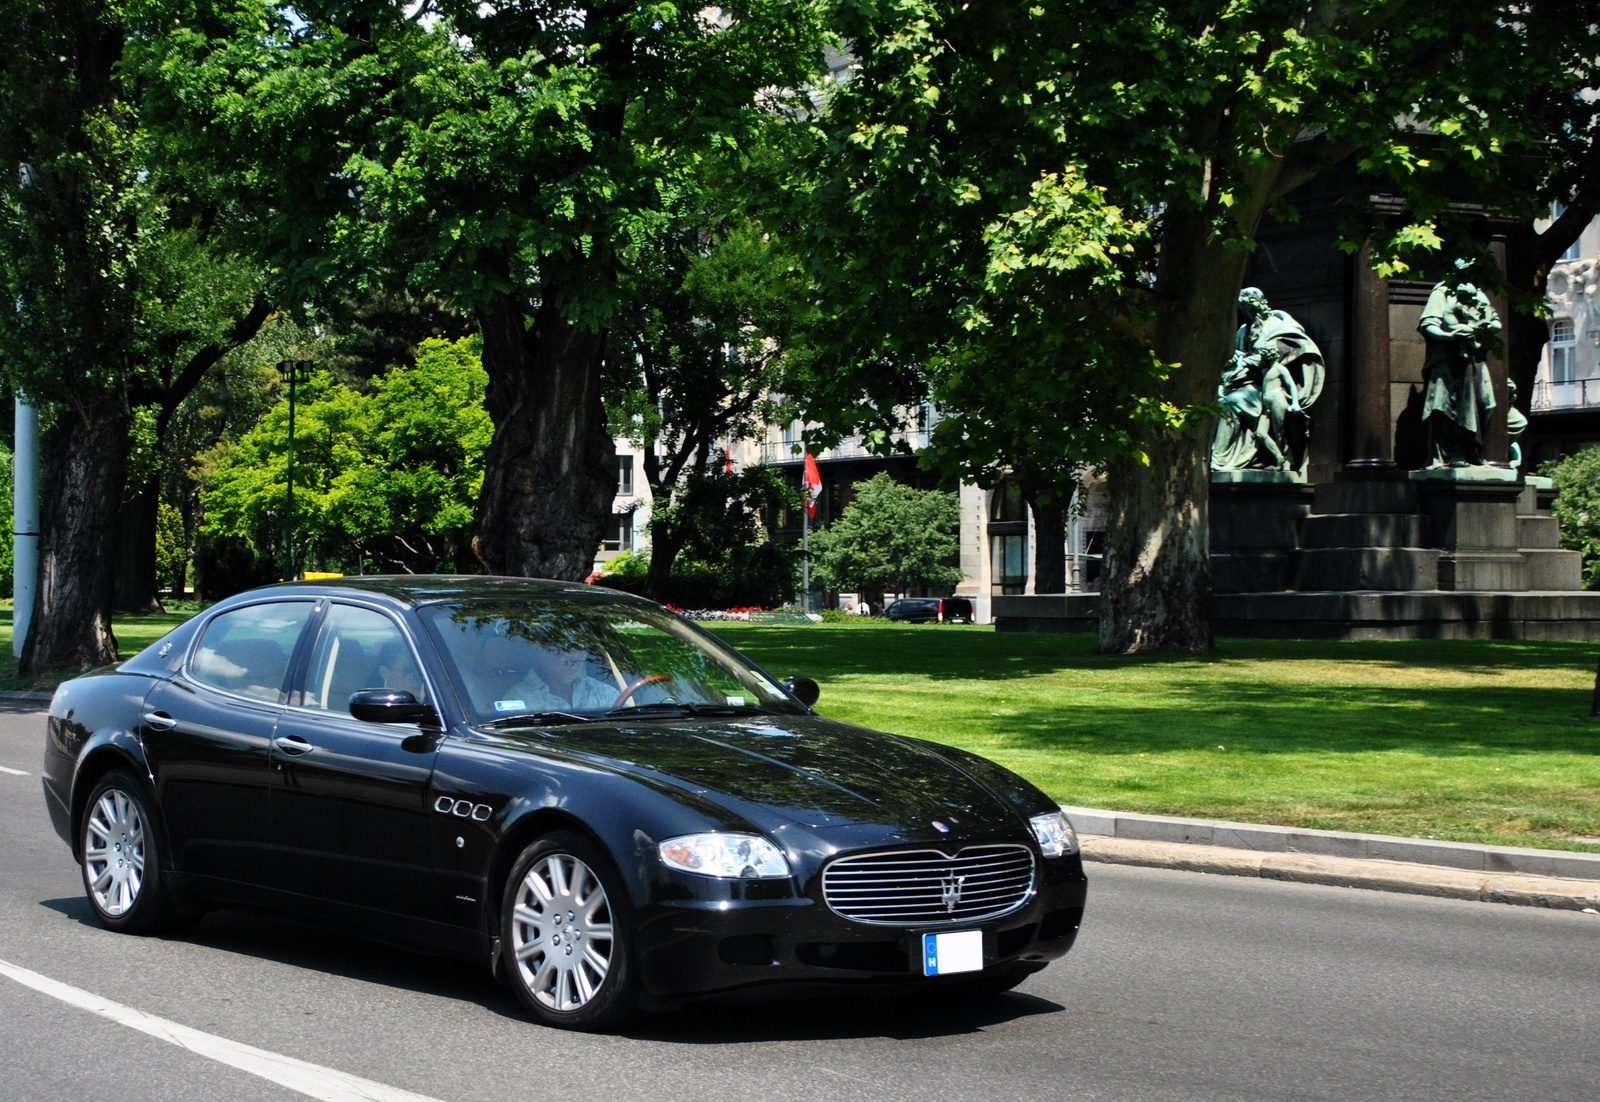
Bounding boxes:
38 897 527 1020
624 987 1065 1043
38 896 1064 1040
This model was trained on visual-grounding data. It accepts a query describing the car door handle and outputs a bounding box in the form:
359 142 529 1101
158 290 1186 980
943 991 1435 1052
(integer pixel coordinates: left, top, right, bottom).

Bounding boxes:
274 735 316 755
142 711 178 731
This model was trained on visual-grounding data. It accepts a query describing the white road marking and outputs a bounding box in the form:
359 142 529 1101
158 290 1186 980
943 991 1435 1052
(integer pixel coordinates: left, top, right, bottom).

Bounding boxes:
0 957 448 1102
0 765 29 776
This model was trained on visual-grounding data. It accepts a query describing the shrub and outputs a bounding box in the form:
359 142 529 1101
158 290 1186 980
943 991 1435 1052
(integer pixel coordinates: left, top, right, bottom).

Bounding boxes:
1550 446 1600 589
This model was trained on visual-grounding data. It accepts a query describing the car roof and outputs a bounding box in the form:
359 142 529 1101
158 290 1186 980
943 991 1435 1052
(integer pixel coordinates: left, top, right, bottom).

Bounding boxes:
215 576 637 612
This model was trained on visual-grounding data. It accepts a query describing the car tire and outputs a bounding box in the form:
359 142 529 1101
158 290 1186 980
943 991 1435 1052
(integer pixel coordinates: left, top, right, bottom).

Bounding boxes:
79 770 182 935
500 830 638 1032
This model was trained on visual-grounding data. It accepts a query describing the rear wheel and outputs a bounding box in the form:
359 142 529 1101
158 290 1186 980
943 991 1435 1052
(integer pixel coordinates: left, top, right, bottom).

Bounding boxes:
80 771 181 934
500 831 638 1031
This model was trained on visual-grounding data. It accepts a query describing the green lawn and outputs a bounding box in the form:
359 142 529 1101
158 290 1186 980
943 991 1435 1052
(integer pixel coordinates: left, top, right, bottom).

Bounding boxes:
709 621 1600 854
5 606 1597 852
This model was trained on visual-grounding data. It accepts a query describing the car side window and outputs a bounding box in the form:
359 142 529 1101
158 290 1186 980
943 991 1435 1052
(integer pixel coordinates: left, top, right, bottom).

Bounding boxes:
190 602 315 702
302 604 428 713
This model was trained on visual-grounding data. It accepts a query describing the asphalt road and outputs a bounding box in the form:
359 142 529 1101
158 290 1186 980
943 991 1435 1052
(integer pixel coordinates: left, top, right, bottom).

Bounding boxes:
0 703 1596 1102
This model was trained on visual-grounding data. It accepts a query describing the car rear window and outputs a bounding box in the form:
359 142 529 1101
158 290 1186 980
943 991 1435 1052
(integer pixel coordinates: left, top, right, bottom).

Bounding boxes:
190 601 315 702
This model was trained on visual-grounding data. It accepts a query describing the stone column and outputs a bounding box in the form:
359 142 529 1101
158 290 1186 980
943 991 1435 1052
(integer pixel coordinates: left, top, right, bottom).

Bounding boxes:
1346 237 1394 469
1483 234 1511 466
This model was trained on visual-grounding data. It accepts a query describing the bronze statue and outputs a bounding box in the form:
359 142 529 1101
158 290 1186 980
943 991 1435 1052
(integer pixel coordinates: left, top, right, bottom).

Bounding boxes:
1418 264 1500 468
1212 288 1325 474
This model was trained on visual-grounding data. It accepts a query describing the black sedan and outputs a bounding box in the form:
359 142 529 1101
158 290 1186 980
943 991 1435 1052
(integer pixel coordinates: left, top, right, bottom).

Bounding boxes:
41 578 1086 1031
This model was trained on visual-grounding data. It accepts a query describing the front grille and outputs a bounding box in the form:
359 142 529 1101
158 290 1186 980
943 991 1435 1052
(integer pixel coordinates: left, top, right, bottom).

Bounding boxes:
821 845 1035 925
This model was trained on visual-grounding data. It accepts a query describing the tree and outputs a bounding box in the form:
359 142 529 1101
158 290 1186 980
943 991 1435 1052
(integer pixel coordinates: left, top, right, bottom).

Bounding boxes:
810 473 962 606
142 0 826 583
197 337 493 574
0 0 270 670
606 143 811 600
808 0 1598 652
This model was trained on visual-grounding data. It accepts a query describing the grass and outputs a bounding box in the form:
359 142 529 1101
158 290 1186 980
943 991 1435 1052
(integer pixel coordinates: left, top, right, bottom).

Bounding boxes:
5 605 1596 852
0 604 194 692
708 621 1600 854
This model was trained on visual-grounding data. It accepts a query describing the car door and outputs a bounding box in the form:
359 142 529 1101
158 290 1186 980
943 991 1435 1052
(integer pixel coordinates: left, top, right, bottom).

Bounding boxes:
140 599 317 888
268 601 442 922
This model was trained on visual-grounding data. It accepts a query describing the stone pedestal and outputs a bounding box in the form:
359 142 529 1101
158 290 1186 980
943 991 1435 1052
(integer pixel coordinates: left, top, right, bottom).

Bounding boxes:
1210 474 1314 593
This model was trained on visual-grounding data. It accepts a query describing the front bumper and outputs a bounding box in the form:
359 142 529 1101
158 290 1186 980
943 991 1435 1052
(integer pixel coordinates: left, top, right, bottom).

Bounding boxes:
631 855 1088 1002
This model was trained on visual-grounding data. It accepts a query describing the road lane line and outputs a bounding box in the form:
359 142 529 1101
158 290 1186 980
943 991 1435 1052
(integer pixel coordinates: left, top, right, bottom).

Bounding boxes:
0 765 29 775
0 957 447 1102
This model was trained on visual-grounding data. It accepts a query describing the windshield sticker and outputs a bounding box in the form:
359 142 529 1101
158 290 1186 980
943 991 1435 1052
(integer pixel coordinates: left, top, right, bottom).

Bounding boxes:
725 695 746 706
493 699 526 712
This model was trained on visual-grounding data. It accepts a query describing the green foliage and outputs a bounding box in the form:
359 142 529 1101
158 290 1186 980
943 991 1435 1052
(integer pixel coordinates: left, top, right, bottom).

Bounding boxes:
810 473 962 598
154 502 187 588
197 337 492 573
139 0 827 328
605 132 812 590
1549 447 1600 589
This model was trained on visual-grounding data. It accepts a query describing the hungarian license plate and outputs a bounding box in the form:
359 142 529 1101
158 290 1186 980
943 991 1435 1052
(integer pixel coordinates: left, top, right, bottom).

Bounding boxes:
922 930 983 976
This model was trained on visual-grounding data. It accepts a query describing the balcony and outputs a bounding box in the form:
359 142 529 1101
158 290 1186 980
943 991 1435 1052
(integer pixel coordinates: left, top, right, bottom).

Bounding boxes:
1531 379 1600 412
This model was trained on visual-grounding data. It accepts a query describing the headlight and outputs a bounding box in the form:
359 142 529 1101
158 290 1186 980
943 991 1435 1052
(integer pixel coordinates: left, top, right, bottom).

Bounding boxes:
658 833 792 879
1030 812 1080 858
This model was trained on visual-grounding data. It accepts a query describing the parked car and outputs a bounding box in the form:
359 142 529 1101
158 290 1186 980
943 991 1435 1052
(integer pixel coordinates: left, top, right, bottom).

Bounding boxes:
885 596 975 624
42 578 1084 1031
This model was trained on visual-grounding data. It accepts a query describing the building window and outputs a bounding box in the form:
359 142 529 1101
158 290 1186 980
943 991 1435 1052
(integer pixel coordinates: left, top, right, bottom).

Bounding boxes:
603 514 633 553
1554 202 1584 261
615 454 634 496
987 480 1029 595
990 534 1029 596
1551 318 1577 385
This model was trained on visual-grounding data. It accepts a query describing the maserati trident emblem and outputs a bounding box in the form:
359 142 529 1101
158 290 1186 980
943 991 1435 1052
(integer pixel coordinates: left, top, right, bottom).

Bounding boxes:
940 873 967 913
932 820 950 833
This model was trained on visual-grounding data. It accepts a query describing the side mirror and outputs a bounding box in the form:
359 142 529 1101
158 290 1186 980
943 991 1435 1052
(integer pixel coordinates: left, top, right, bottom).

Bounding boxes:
350 688 437 726
782 676 820 708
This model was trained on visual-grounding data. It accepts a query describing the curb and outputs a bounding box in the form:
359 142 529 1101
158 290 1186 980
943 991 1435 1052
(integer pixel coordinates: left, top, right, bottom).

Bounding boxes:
1078 836 1600 912
0 691 52 703
1061 804 1600 882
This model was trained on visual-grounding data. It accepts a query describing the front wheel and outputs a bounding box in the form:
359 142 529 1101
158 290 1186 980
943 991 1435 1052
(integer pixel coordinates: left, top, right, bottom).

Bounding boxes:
80 771 181 934
500 831 638 1031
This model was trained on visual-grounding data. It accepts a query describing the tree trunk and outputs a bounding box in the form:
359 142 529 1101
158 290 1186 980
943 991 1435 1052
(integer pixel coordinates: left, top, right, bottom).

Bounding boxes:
113 481 164 614
20 403 130 674
473 291 616 580
1024 488 1067 594
1100 211 1254 653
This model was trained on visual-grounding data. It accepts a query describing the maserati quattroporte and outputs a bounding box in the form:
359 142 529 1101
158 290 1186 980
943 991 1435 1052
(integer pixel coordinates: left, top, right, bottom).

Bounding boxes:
42 578 1086 1030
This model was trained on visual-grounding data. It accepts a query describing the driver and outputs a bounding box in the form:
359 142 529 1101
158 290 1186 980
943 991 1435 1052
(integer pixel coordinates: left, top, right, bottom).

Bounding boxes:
505 645 616 713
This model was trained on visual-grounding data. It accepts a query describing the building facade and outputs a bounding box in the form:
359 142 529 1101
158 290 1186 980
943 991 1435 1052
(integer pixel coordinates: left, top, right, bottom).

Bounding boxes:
592 411 1104 621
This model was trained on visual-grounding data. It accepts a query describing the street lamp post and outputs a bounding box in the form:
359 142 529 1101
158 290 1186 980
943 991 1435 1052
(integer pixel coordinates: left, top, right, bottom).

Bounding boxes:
279 359 304 581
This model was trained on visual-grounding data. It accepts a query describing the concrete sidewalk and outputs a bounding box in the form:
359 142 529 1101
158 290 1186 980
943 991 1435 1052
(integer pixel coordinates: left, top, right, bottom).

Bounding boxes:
1065 806 1600 912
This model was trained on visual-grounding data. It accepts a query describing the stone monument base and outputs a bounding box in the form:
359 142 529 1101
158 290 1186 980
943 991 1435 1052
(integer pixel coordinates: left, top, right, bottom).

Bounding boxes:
995 473 1597 640
993 591 1600 640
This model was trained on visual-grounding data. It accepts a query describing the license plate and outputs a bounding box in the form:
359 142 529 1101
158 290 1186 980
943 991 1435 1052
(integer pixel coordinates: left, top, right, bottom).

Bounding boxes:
922 930 983 976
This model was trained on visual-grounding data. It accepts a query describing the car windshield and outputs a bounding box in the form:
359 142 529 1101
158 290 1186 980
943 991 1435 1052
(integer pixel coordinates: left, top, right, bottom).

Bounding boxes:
417 592 805 726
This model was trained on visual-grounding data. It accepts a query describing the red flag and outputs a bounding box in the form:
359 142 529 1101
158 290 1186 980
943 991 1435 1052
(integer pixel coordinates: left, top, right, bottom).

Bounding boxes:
802 454 822 519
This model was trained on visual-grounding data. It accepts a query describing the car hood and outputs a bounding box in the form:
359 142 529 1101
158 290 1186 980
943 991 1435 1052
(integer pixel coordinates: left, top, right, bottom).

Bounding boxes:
488 713 1026 833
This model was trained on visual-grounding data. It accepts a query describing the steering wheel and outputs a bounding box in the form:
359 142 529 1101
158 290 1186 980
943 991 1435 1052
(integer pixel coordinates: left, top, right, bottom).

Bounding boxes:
610 673 672 711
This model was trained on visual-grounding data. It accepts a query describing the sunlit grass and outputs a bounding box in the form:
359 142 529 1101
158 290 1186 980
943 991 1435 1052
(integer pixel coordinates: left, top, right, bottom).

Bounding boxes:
710 622 1600 853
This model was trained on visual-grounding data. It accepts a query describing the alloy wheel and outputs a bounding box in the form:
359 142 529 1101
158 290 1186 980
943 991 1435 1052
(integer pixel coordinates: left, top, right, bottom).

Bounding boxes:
509 853 615 1012
85 788 146 917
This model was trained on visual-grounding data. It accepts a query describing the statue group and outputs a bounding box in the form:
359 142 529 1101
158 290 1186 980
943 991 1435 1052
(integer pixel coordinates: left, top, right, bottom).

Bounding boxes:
1417 263 1502 468
1211 287 1325 476
1212 267 1514 478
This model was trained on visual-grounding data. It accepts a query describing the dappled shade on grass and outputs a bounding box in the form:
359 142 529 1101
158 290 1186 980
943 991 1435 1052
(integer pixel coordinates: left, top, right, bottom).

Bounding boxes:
711 623 1600 854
